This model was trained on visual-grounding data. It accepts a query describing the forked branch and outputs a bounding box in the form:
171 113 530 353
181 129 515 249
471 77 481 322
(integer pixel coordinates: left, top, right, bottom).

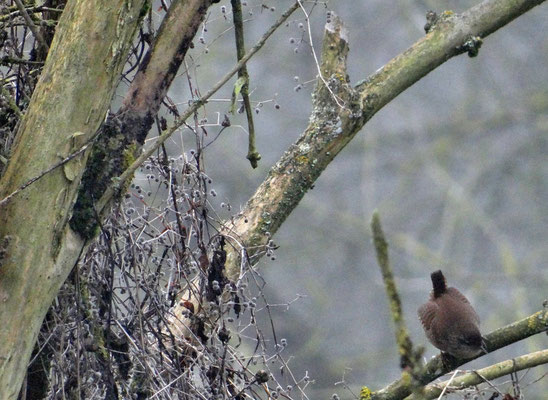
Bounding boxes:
218 0 546 282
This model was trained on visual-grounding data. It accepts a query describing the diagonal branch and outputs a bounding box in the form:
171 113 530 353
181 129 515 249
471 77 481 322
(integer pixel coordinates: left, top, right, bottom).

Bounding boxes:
13 0 49 52
95 1 300 217
217 0 546 281
354 0 546 118
70 0 222 238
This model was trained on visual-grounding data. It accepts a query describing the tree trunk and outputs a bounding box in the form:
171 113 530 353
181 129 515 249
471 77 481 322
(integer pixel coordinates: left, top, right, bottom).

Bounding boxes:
0 1 145 397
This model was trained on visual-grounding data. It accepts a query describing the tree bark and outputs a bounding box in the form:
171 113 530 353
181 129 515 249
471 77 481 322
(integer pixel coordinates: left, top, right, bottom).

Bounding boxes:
407 349 548 400
69 0 219 239
0 1 146 397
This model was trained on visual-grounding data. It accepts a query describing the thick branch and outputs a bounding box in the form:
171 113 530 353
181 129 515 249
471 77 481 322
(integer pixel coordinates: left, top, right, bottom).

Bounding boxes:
221 11 357 280
356 0 546 117
95 2 300 219
0 1 146 398
120 0 220 135
220 0 546 281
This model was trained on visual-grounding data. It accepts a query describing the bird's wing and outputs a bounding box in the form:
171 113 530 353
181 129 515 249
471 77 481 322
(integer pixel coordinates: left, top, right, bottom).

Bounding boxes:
445 287 471 304
418 301 438 330
446 287 480 324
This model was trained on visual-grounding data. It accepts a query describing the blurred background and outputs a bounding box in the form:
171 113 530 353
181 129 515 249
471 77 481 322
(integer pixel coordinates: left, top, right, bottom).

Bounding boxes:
132 0 548 397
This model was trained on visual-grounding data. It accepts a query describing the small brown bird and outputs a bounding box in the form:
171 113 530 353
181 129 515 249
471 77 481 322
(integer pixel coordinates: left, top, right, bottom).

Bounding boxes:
418 270 486 358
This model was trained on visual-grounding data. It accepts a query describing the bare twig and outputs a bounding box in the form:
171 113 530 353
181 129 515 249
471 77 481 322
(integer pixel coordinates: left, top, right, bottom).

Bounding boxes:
231 0 260 168
370 211 421 372
13 0 49 52
0 56 44 66
0 133 98 206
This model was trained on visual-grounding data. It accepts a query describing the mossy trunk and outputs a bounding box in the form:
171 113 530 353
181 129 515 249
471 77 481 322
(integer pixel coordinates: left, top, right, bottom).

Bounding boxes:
0 1 146 398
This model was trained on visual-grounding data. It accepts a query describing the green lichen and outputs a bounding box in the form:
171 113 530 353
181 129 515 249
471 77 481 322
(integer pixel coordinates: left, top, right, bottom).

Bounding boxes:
397 328 411 351
401 370 412 385
258 211 272 234
122 141 137 169
92 324 109 360
527 310 545 330
79 276 108 359
360 386 372 400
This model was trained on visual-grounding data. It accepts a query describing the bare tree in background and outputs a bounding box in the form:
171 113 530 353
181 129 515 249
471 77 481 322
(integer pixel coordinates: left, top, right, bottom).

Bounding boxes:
0 1 546 399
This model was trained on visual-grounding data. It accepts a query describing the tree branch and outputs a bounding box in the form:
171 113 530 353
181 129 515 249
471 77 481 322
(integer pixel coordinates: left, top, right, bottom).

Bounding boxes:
231 0 260 168
0 1 147 397
370 308 548 399
94 1 300 218
406 349 548 399
355 0 546 118
165 0 546 342
371 211 422 373
119 0 220 137
13 0 49 52
218 0 546 281
70 0 221 238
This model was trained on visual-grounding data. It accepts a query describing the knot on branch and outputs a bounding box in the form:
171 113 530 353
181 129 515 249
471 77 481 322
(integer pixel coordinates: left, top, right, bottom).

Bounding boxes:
424 10 439 33
459 36 483 57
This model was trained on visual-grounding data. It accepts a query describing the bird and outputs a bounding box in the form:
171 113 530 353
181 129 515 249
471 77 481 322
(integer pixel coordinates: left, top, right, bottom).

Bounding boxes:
418 270 487 359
